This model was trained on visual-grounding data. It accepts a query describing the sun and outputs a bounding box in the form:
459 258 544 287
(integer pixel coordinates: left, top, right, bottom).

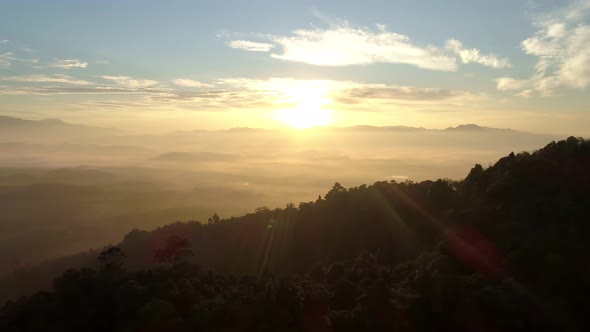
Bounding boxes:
274 81 333 129
276 103 332 129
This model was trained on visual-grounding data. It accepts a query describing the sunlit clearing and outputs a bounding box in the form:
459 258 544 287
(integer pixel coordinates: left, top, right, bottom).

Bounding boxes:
274 80 333 129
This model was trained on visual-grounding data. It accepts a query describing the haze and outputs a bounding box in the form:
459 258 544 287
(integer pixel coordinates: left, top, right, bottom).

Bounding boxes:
0 1 589 135
0 0 589 317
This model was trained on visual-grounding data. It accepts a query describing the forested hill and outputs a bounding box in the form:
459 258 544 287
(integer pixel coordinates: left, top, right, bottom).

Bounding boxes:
1 137 589 332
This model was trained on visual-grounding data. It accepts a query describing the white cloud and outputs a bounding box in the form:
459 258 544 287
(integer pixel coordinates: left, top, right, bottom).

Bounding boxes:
50 59 88 69
0 40 8 44
498 1 590 95
558 25 590 88
49 59 88 69
0 52 15 68
227 40 275 52
268 24 458 70
0 51 35 69
446 39 511 68
14 58 39 64
172 78 213 88
2 74 93 85
226 21 510 72
99 75 158 88
495 77 529 92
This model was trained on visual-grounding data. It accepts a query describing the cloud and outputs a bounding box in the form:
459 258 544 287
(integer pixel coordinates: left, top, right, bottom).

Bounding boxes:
0 74 481 115
497 1 590 95
0 86 162 96
0 52 15 68
340 84 471 101
227 40 275 52
2 74 93 85
0 40 8 44
446 39 511 68
225 21 510 72
217 77 474 101
495 77 529 92
268 24 458 70
49 59 88 69
172 78 213 88
14 57 39 64
95 60 110 64
176 77 482 112
99 75 158 88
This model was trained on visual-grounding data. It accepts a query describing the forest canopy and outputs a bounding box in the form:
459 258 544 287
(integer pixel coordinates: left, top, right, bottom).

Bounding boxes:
1 137 589 332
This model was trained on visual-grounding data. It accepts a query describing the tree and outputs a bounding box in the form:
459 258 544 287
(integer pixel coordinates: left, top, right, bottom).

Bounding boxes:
208 212 220 224
255 206 270 213
97 246 126 271
154 235 193 265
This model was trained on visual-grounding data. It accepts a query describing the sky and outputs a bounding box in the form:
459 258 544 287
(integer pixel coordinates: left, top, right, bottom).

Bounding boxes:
0 0 589 135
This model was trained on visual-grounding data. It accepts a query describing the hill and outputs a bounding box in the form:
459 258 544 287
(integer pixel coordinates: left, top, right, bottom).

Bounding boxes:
0 116 124 143
0 137 588 331
151 151 241 163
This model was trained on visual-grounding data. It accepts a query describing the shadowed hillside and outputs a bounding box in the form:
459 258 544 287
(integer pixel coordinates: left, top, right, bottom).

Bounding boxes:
0 117 567 279
1 137 589 332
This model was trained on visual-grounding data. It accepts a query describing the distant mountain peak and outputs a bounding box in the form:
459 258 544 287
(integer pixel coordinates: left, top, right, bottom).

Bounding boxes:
0 115 124 143
39 118 67 125
444 124 520 133
445 124 486 131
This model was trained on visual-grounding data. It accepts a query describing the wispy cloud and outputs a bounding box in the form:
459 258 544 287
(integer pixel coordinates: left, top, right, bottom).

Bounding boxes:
227 40 275 52
0 52 15 68
14 57 39 64
496 0 590 96
172 78 213 88
99 75 158 88
0 72 482 114
49 59 88 69
338 84 473 102
2 74 93 85
0 40 8 44
156 77 482 112
446 39 511 68
0 86 156 96
496 77 529 93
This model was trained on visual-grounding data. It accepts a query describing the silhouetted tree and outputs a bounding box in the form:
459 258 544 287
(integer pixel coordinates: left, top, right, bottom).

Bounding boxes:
154 235 193 265
97 246 126 271
2 138 590 332
207 213 220 224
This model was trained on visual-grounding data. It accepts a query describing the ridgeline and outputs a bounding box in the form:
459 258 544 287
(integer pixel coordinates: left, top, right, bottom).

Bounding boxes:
1 137 589 332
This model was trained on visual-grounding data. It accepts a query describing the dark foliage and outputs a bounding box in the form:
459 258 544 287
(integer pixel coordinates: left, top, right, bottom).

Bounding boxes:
1 137 589 331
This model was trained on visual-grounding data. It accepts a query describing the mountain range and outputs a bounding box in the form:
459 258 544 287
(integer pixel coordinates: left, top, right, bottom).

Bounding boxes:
0 116 125 143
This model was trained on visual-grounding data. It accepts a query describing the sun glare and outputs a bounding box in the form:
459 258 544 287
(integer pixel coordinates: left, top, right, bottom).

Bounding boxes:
276 105 332 129
274 81 333 129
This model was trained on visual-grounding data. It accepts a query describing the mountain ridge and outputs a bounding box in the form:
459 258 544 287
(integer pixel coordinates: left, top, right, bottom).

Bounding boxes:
0 115 121 131
0 115 125 143
0 115 557 136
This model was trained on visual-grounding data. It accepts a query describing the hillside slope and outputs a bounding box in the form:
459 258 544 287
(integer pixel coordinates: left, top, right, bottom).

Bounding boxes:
1 137 589 332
